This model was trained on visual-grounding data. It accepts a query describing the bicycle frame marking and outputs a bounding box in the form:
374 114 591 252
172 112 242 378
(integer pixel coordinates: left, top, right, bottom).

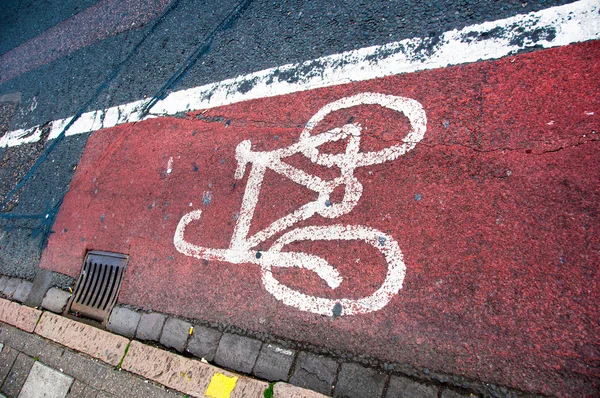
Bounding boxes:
174 93 427 316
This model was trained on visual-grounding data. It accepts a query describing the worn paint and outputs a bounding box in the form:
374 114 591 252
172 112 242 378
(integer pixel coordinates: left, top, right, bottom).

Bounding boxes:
1 0 598 148
38 28 600 398
174 93 425 315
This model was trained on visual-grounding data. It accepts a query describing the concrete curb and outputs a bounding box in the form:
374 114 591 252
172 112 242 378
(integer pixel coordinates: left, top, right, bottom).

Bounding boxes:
35 312 128 366
0 297 327 397
0 274 519 398
123 340 270 398
0 298 41 333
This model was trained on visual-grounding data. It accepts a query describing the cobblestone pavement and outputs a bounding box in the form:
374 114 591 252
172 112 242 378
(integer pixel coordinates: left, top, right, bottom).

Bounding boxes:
0 275 524 397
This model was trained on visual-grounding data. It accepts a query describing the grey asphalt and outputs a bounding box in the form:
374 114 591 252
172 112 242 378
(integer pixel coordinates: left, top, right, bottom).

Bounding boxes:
0 0 579 281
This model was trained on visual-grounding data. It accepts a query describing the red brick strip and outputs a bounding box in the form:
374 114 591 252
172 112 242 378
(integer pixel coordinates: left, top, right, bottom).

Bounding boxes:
34 311 128 366
122 340 268 397
0 298 41 332
273 382 328 397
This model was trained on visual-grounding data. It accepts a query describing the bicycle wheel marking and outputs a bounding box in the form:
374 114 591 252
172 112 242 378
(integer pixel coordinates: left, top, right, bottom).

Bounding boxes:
173 93 427 316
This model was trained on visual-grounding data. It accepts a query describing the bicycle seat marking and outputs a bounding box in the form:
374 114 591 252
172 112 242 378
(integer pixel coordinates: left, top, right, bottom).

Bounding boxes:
174 92 427 316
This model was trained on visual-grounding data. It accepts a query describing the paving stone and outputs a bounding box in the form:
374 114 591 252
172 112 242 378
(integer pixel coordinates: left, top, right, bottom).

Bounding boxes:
186 324 221 362
41 288 72 314
97 392 116 398
159 317 191 352
58 350 111 390
21 335 65 367
0 276 10 293
289 352 339 396
273 382 329 398
35 312 129 366
135 312 166 342
2 278 20 297
122 341 268 398
67 380 98 398
1 352 34 397
12 280 33 303
334 363 387 398
253 343 295 382
386 376 439 398
0 345 18 387
0 299 42 332
103 369 183 398
19 361 74 398
441 389 474 398
0 323 32 350
214 333 262 374
107 307 141 338
25 269 54 307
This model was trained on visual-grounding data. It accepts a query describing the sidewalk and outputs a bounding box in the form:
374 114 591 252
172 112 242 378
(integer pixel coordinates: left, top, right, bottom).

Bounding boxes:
0 294 323 398
0 323 186 398
0 274 494 398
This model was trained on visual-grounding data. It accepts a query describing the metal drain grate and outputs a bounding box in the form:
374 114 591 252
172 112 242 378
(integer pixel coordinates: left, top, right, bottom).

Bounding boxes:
67 250 129 323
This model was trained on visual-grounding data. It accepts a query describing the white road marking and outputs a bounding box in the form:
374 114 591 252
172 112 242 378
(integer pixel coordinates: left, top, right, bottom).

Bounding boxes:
174 93 424 315
1 0 598 148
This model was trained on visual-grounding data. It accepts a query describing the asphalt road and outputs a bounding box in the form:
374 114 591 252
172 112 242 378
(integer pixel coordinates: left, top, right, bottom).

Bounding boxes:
0 0 579 278
1 0 598 396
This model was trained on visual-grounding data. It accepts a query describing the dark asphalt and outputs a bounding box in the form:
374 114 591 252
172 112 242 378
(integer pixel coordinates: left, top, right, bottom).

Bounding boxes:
0 0 100 55
1 0 579 127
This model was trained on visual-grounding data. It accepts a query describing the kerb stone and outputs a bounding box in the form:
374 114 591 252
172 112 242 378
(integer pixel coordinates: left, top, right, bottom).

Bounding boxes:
136 312 166 341
106 306 141 338
0 298 42 332
159 317 191 352
253 343 295 382
273 382 329 398
122 341 268 397
214 333 262 374
41 288 71 313
34 312 129 366
334 363 387 398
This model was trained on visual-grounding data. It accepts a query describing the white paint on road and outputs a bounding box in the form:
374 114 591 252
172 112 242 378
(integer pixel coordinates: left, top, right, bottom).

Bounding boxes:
1 0 599 148
174 93 425 315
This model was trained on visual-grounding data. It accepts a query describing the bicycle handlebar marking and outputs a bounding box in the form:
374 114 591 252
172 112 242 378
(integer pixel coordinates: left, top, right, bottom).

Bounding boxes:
174 92 427 316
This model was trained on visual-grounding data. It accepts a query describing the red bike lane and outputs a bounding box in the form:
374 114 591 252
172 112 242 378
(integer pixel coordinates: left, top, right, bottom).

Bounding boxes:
40 41 599 396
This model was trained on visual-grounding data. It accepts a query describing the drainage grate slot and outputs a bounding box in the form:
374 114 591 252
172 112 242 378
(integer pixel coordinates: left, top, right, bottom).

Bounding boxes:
67 251 128 323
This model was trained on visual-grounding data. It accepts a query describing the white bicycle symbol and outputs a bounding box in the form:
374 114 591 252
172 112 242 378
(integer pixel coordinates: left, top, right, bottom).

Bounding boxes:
174 93 427 316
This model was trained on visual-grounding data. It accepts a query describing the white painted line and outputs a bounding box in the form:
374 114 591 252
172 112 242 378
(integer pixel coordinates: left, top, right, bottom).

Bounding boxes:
1 0 598 148
174 93 423 315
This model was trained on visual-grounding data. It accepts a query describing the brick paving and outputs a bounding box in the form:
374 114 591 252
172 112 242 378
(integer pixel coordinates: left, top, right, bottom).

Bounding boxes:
0 276 529 397
0 323 184 398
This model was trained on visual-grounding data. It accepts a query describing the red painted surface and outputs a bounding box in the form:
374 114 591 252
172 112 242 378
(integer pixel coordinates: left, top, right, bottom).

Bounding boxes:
41 41 600 396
